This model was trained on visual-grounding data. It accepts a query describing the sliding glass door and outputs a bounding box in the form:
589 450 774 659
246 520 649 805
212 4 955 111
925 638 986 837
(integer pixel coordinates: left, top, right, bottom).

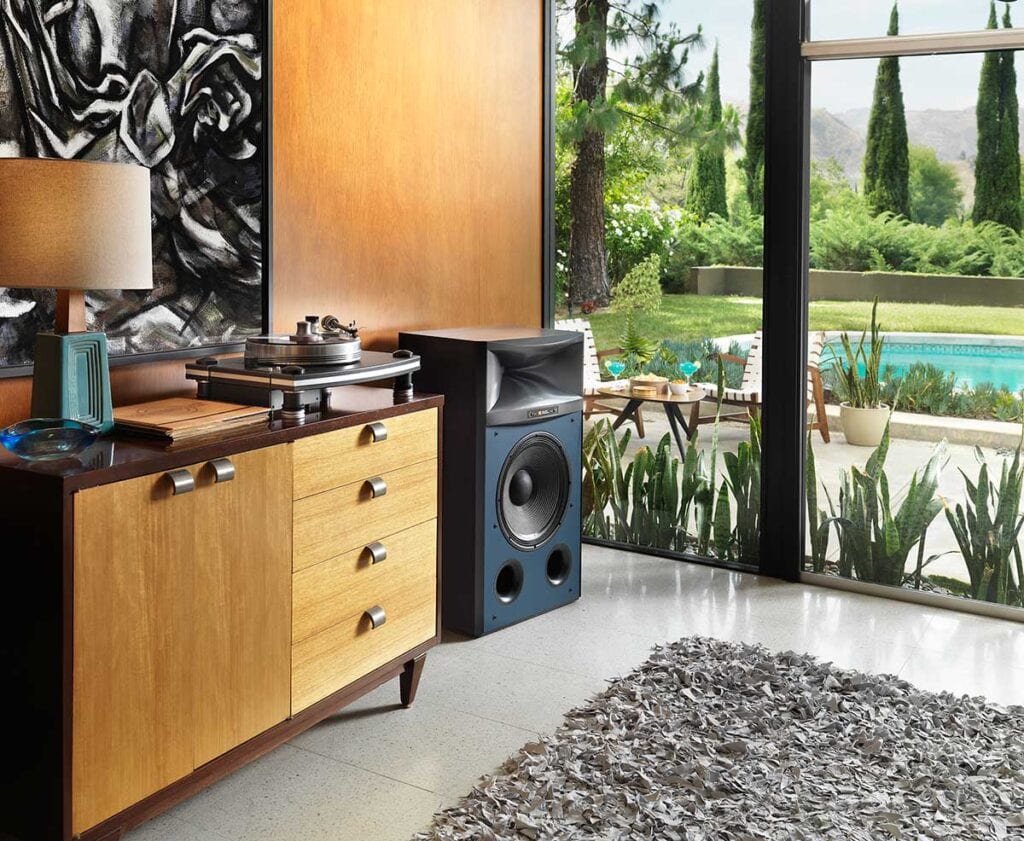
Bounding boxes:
553 0 766 570
799 2 1024 616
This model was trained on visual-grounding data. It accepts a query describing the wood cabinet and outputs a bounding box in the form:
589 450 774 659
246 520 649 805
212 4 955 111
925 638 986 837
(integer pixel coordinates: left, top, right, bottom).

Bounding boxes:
71 446 292 831
0 391 442 841
72 465 198 835
191 447 293 767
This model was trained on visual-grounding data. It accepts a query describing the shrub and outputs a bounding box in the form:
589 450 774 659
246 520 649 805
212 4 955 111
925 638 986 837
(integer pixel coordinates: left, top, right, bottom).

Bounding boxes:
809 205 1024 278
877 362 1024 421
880 363 960 416
663 210 763 291
605 202 676 284
810 206 908 272
561 174 1024 311
700 208 765 268
646 338 747 388
611 254 663 316
617 317 660 377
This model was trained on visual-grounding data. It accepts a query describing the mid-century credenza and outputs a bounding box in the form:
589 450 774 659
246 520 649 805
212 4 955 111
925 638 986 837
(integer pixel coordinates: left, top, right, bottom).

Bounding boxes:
0 388 442 841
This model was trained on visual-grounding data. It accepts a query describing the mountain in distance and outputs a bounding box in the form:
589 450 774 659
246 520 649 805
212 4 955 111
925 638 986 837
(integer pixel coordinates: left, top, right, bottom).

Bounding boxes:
809 109 866 181
837 107 978 163
809 106 1005 204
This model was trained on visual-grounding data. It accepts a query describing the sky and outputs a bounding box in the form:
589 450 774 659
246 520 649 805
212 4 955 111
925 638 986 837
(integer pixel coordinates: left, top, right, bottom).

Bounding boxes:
559 1 1008 114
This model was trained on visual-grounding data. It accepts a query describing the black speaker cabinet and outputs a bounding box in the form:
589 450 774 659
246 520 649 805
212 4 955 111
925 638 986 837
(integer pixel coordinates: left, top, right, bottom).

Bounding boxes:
399 327 584 636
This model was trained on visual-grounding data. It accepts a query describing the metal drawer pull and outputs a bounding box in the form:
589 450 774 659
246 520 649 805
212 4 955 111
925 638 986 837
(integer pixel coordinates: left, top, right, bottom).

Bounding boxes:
367 421 388 443
208 457 236 484
165 469 195 496
365 605 387 629
365 541 388 564
366 476 388 498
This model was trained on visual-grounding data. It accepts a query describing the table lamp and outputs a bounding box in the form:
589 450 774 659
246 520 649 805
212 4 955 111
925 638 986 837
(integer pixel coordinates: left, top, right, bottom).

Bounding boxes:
0 159 153 434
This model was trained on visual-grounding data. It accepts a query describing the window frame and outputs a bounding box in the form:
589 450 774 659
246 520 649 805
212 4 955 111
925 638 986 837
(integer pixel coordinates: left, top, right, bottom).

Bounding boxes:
542 0 1024 594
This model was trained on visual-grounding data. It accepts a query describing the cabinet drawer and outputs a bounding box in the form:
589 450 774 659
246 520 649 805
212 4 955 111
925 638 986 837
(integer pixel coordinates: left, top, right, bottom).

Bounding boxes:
292 408 438 499
293 459 437 572
293 519 437 643
291 579 436 713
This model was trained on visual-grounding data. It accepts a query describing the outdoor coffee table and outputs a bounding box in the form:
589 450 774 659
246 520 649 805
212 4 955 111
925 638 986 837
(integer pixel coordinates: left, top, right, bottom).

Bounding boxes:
596 385 708 458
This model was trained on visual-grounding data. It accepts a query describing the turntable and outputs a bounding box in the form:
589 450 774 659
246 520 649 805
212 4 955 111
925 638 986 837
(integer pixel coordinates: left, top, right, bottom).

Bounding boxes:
244 314 362 367
185 316 421 421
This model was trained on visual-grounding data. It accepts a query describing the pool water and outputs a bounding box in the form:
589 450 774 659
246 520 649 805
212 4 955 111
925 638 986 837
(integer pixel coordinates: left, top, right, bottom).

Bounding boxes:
824 341 1024 392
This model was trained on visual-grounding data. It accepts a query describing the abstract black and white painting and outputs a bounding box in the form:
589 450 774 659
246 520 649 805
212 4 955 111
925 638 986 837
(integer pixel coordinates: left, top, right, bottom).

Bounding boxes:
0 0 265 369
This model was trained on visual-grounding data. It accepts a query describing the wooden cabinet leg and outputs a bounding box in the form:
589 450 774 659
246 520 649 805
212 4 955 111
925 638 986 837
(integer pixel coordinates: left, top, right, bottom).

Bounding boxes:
400 655 426 707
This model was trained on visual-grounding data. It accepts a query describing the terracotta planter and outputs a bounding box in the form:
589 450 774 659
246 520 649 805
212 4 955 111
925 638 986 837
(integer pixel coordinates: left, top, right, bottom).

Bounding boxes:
839 403 890 447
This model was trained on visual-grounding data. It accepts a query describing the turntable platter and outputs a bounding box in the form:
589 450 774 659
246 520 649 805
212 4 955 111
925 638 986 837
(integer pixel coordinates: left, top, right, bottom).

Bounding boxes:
244 316 362 367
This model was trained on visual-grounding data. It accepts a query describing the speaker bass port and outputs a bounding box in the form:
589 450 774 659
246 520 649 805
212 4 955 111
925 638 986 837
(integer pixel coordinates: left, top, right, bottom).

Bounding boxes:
546 544 573 587
495 560 524 604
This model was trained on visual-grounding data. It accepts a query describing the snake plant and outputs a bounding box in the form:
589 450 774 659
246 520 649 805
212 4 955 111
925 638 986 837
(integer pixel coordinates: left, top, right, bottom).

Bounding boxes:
827 297 886 409
582 420 630 541
581 419 728 557
828 425 948 587
624 435 682 550
710 415 761 565
805 430 832 573
694 359 726 557
581 360 764 564
582 420 699 552
944 442 1024 606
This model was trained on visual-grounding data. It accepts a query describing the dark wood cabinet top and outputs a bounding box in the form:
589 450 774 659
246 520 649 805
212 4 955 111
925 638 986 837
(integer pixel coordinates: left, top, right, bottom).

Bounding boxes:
0 387 443 492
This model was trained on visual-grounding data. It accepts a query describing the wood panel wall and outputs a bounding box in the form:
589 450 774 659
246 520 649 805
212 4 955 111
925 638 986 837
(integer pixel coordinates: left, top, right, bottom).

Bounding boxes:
0 0 544 425
272 0 544 347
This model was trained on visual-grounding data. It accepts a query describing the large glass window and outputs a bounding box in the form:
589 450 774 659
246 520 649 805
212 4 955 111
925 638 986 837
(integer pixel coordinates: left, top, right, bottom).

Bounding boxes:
554 0 765 569
810 0 1005 42
802 6 1024 614
553 0 1024 617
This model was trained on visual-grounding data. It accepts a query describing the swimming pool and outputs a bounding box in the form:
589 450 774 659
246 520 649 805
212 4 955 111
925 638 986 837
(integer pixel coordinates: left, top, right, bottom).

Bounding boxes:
823 334 1024 392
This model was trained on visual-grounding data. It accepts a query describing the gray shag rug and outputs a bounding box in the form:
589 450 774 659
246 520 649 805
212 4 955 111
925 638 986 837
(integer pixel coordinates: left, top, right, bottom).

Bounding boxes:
414 637 1024 841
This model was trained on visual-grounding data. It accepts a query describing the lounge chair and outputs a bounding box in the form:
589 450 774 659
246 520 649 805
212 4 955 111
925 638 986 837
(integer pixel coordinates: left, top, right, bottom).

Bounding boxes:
555 317 645 438
689 330 831 443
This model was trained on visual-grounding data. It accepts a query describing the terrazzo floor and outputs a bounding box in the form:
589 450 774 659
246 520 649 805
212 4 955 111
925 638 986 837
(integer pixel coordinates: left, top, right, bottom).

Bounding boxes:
126 544 1024 841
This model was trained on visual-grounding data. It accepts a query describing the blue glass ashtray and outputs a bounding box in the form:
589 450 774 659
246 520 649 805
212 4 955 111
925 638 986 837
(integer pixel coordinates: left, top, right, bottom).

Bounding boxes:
0 418 100 462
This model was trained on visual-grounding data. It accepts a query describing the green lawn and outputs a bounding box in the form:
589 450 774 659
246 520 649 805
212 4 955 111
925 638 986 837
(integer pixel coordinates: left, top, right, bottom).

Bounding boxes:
585 295 1024 349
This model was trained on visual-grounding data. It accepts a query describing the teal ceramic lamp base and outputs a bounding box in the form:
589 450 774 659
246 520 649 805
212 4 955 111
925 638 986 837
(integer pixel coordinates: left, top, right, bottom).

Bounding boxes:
30 331 113 434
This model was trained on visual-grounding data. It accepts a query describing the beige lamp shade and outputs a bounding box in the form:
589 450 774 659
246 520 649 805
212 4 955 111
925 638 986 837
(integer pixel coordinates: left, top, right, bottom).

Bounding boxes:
0 158 153 291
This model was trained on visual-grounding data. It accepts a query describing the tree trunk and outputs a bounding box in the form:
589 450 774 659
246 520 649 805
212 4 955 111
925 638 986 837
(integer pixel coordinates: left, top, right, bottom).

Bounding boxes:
568 0 610 309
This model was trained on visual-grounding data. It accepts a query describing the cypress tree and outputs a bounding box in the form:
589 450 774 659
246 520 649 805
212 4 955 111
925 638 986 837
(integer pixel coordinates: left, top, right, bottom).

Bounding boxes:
990 7 1021 231
973 2 1003 226
863 4 910 218
742 0 766 213
996 6 1022 232
686 47 729 221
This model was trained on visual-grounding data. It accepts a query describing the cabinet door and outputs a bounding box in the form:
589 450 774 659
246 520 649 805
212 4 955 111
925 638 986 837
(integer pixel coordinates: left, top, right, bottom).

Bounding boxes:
193 445 292 766
73 467 197 835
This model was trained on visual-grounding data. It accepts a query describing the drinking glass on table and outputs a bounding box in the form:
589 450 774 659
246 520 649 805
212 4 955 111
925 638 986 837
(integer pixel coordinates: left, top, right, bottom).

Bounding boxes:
605 359 626 387
678 360 701 388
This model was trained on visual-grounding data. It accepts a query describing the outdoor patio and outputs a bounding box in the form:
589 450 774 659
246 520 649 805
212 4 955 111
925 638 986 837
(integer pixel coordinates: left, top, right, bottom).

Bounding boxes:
586 397 1024 587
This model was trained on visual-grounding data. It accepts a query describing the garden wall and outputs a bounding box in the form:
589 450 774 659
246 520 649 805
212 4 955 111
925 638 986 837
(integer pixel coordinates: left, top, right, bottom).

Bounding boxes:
692 266 1024 307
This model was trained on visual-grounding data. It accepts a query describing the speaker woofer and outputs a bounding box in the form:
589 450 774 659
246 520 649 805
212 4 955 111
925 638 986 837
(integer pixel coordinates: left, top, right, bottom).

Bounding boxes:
497 432 570 550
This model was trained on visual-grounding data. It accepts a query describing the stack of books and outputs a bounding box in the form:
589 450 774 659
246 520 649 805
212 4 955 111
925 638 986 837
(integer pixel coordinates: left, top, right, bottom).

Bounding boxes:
114 398 270 442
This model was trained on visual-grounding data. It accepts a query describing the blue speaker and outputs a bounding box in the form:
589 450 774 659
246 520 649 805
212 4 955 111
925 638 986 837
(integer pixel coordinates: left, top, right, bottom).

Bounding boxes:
399 328 583 636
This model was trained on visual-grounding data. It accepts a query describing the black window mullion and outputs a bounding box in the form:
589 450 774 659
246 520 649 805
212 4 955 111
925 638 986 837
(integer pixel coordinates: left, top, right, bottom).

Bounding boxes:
761 0 811 581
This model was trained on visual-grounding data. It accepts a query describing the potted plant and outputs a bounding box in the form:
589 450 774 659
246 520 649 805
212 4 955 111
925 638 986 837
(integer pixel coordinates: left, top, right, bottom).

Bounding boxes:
830 298 890 447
